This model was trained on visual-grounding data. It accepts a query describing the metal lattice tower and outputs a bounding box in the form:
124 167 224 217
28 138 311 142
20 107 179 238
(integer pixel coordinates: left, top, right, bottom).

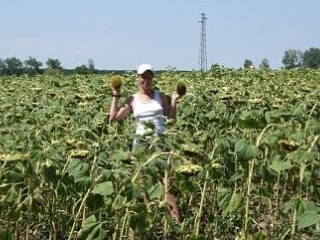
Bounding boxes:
198 13 207 72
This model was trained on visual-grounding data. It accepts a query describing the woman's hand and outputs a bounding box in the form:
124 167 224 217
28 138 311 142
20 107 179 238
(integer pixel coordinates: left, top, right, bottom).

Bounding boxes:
113 89 121 95
171 91 180 105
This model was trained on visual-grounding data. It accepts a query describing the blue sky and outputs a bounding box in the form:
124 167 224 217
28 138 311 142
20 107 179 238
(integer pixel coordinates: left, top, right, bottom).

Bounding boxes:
1 0 319 70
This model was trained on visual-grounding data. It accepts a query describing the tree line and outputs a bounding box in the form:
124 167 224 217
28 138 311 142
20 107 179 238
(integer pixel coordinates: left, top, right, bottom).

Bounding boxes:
282 47 320 69
0 57 102 76
1 47 320 76
243 47 320 70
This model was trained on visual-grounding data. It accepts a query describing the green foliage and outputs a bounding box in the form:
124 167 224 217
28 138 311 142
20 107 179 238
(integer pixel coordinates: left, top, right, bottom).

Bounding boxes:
74 60 96 75
79 215 107 240
302 47 320 69
24 56 43 75
1 68 320 239
91 181 114 196
0 59 6 76
259 58 270 70
0 228 13 240
74 64 90 75
46 58 62 70
282 49 302 69
2 57 24 75
217 188 243 217
44 68 62 76
243 59 254 69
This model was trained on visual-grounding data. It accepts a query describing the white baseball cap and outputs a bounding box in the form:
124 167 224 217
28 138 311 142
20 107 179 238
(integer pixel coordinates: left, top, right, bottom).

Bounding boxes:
137 63 155 75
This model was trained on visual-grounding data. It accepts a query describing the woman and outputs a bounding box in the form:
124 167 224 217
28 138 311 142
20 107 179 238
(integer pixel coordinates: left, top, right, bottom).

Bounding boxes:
109 63 181 220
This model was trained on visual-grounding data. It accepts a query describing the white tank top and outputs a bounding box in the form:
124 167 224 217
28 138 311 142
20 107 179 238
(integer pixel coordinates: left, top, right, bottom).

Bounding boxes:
132 91 165 136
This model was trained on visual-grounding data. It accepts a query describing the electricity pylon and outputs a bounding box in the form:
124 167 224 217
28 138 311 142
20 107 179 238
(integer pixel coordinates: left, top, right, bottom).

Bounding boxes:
198 13 207 72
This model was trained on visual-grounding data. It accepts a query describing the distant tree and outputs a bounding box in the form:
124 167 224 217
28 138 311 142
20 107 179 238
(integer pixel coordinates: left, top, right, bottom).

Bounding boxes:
46 58 62 70
74 64 89 75
4 57 23 75
282 49 302 69
0 59 6 76
259 58 270 70
243 59 254 69
302 47 320 69
24 57 42 75
87 59 95 73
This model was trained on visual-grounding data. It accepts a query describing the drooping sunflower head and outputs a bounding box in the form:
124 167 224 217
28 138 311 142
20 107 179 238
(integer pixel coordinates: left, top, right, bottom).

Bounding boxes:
176 82 186 96
110 75 122 90
175 163 202 176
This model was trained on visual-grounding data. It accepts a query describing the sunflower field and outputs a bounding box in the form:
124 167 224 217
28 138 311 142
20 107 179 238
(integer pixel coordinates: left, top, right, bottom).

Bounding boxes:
1 66 320 239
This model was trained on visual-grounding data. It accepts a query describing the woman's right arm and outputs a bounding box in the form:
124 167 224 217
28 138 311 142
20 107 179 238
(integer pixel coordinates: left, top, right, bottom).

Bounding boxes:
109 90 133 122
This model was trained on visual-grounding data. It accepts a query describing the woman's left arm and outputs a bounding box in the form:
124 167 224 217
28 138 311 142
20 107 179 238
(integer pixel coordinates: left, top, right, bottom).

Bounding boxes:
160 91 179 120
168 91 180 120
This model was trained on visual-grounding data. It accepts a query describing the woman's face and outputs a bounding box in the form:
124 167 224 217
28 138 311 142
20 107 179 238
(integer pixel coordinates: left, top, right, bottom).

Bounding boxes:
137 70 154 90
